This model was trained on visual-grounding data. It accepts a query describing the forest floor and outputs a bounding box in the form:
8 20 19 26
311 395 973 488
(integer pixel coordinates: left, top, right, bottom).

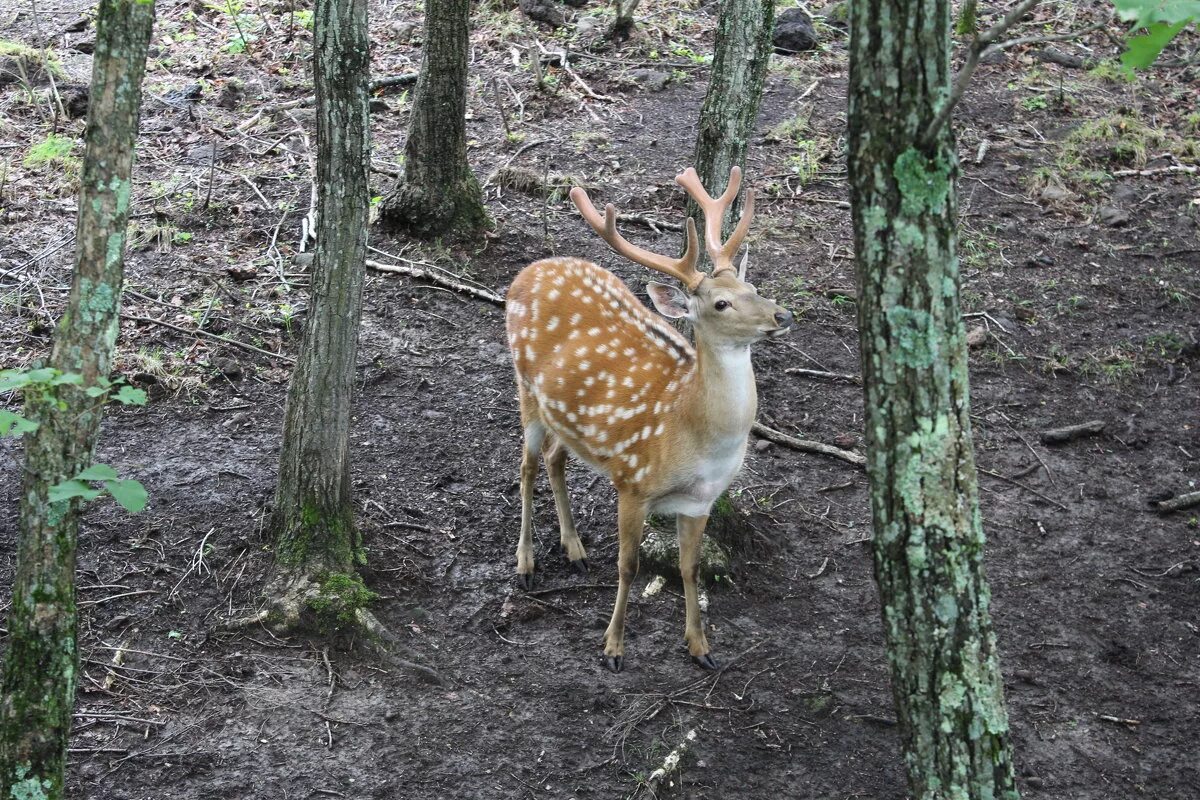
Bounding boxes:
2 1 1199 798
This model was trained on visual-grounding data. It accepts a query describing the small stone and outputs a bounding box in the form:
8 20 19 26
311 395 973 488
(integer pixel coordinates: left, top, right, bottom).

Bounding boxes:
576 16 602 36
369 98 389 114
966 326 987 348
1097 205 1130 227
213 358 243 381
519 0 565 27
1039 184 1071 204
640 525 730 582
391 20 418 41
62 84 89 119
773 8 818 54
215 82 242 109
225 264 258 282
979 48 1006 65
754 438 773 453
562 0 589 7
1014 306 1036 322
164 82 203 106
833 433 857 450
628 69 671 92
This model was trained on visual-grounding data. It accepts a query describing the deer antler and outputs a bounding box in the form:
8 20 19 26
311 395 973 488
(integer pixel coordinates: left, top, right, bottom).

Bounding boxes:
569 187 704 292
675 166 755 277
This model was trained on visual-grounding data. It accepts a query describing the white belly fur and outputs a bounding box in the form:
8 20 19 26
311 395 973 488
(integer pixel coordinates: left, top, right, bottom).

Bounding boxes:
650 435 748 517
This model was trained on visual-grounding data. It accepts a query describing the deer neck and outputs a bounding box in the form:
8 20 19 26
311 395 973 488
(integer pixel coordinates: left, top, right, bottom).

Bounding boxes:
681 329 757 438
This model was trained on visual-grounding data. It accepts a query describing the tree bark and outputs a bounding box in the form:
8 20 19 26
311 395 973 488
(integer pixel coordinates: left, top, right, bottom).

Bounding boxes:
689 0 774 242
0 1 155 796
268 0 370 599
378 0 488 238
846 2 1020 799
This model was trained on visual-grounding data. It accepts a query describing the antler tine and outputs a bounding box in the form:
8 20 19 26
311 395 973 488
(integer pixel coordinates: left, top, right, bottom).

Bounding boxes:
569 186 703 291
675 166 755 276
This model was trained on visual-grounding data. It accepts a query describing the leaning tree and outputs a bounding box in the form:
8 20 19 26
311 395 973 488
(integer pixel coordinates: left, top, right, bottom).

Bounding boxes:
378 0 488 238
0 0 155 796
845 0 1021 797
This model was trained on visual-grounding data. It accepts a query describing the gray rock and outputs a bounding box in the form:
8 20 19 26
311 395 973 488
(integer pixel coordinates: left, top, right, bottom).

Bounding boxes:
773 8 817 55
1097 205 1130 227
519 0 564 27
629 68 671 92
639 524 731 583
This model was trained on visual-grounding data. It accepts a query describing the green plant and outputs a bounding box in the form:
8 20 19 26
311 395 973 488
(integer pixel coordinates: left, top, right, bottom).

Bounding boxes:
24 135 77 169
1021 95 1048 111
0 368 149 512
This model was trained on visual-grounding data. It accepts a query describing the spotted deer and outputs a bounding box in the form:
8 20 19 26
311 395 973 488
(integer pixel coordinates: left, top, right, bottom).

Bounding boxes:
505 167 793 672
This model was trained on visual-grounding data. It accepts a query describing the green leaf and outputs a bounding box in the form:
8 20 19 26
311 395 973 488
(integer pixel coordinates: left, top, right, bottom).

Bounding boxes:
48 480 104 503
76 463 119 481
24 367 59 384
49 372 84 386
103 479 148 513
114 385 148 406
0 410 39 437
85 386 109 397
0 370 32 391
1113 0 1200 25
1120 18 1190 73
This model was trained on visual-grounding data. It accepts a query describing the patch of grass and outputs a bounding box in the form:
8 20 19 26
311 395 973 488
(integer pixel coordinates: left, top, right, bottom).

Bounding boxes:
1056 114 1195 177
1080 343 1142 384
960 227 1001 270
766 107 833 187
24 134 77 170
1087 59 1136 84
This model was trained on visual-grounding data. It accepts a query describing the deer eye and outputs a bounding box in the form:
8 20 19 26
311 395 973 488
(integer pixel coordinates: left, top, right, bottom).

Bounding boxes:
714 300 730 311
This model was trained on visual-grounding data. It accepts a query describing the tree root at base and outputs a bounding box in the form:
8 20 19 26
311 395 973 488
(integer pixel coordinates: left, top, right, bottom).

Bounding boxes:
223 571 444 685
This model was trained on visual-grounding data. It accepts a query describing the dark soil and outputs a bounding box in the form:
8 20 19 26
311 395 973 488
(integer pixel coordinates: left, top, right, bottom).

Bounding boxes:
2 2 1198 798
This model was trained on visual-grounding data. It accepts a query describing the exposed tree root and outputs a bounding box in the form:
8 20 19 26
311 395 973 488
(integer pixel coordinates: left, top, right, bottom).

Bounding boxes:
224 569 445 685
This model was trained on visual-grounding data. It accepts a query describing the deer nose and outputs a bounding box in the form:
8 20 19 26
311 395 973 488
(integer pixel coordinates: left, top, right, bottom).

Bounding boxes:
774 308 794 329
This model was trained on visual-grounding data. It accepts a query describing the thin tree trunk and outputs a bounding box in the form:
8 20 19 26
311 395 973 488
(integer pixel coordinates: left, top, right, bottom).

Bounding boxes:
268 0 370 604
846 2 1020 798
379 0 487 238
689 0 774 242
0 1 154 796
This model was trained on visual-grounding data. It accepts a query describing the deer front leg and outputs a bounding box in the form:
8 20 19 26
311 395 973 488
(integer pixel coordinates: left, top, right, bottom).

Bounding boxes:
515 425 543 590
678 513 719 670
603 493 647 672
543 437 587 575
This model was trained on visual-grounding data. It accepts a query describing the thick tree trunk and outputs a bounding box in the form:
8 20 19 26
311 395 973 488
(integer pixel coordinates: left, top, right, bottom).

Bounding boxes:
268 0 370 602
0 1 154 796
689 0 774 241
379 0 487 238
846 2 1020 799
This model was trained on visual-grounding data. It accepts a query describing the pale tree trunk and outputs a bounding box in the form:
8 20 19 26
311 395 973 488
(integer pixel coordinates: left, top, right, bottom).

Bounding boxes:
846 1 1020 798
689 0 774 242
267 0 370 619
379 0 488 238
0 1 154 796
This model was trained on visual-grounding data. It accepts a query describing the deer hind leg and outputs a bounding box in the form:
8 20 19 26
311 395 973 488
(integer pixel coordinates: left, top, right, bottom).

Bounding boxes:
603 492 647 673
678 513 719 670
543 436 587 575
515 415 546 591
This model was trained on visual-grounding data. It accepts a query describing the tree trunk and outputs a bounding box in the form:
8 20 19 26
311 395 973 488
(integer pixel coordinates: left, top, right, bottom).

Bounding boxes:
378 0 488 238
846 2 1020 799
689 0 774 242
267 0 370 616
0 1 155 796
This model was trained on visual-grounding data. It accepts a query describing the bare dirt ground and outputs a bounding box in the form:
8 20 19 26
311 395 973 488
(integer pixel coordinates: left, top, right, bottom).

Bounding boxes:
2 1 1199 798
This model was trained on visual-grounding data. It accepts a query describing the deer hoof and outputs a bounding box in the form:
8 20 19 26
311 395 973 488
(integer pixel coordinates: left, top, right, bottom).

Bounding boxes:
692 653 721 671
604 655 624 673
516 572 536 591
570 558 589 577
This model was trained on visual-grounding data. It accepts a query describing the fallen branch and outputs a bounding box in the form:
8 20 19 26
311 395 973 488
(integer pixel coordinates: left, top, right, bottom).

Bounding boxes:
366 259 505 306
979 467 1068 511
644 729 697 795
1112 165 1198 177
238 73 418 131
122 314 295 363
1155 490 1200 514
1040 419 1105 445
752 422 866 467
784 367 862 384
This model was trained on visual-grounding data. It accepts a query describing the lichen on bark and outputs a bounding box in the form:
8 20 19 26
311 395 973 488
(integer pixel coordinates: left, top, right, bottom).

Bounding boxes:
847 1 1021 798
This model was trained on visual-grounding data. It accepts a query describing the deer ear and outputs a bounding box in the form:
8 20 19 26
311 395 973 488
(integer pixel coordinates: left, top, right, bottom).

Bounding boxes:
646 281 692 319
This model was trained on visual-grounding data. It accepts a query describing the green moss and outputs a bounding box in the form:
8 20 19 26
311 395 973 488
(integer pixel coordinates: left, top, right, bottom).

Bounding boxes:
306 572 377 631
10 763 51 800
23 135 77 170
